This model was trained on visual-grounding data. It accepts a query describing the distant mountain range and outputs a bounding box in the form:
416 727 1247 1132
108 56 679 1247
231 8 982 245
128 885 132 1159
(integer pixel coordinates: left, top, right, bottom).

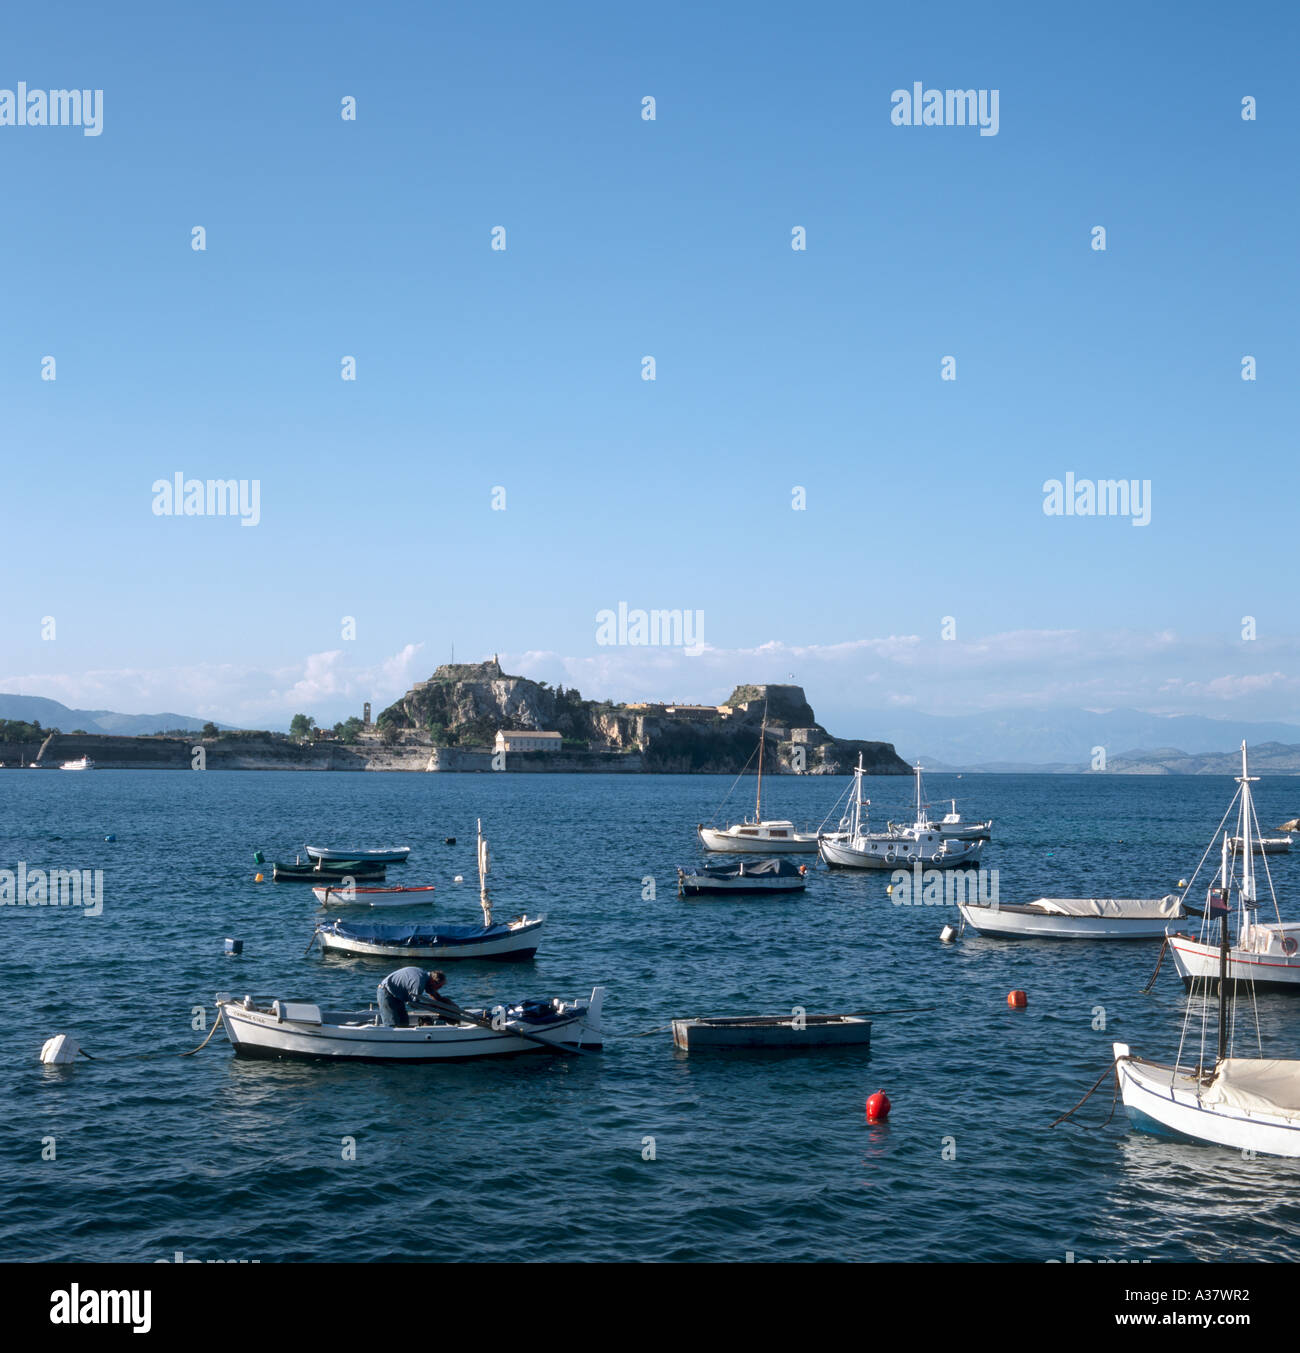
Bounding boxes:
0 694 234 737
858 706 1300 771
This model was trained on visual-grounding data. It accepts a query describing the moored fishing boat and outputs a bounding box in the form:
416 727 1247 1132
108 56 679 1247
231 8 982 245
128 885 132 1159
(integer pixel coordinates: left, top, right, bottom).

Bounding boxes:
886 769 991 841
274 860 387 883
314 915 543 961
697 708 819 853
312 882 435 907
671 1012 872 1050
959 895 1185 940
677 858 808 897
216 987 605 1061
818 757 983 870
1115 742 1300 1156
305 844 412 863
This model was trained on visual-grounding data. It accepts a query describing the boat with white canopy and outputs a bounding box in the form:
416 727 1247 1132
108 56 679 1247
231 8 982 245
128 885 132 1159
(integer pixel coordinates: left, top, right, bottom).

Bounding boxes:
1115 742 1300 1155
818 756 983 870
959 894 1185 939
697 708 819 853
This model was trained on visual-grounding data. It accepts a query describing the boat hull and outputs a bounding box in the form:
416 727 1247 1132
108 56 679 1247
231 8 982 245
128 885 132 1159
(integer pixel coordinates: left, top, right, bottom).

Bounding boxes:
306 846 412 863
274 863 386 883
1169 933 1300 991
1114 1044 1300 1157
958 904 1172 939
312 884 435 907
679 878 806 897
697 826 820 854
673 1014 871 1050
317 917 543 961
219 989 603 1062
819 836 984 870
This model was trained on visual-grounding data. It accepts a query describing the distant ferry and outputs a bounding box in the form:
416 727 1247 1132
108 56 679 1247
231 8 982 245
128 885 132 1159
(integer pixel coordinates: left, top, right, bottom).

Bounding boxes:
59 757 95 771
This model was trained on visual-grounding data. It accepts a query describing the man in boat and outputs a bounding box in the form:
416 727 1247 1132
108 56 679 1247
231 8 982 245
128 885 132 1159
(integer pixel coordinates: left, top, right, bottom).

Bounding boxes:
377 967 450 1026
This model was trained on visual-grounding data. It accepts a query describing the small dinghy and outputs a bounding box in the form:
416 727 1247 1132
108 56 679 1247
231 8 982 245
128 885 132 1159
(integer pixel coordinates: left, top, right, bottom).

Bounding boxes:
672 1012 872 1051
306 845 412 864
314 915 544 961
274 860 386 883
1229 834 1292 855
216 987 604 1062
313 883 436 907
958 895 1185 939
678 857 807 897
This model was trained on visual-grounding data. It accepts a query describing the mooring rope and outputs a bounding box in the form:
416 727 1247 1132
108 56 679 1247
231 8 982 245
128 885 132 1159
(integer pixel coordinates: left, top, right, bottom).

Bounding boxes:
1049 1058 1120 1129
1140 938 1169 994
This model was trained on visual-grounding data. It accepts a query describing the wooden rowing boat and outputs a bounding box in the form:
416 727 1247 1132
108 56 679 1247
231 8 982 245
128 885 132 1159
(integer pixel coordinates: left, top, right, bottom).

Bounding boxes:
315 915 543 961
671 1012 872 1050
306 845 412 863
273 861 386 883
312 883 434 907
215 987 605 1061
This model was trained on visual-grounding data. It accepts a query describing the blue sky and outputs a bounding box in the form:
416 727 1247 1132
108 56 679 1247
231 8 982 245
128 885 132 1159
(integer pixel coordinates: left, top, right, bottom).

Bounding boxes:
1 2 1297 734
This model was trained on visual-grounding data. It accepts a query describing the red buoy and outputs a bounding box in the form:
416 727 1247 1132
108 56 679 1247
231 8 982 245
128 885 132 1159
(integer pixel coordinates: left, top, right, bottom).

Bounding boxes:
1007 989 1028 1009
865 1090 891 1122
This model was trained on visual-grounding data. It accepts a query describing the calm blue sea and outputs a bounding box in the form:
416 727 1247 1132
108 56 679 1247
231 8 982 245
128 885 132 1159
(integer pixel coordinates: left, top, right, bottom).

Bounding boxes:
3 768 1300 1264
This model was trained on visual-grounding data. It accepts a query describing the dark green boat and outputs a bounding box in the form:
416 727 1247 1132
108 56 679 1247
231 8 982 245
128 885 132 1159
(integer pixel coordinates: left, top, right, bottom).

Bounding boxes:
272 861 387 883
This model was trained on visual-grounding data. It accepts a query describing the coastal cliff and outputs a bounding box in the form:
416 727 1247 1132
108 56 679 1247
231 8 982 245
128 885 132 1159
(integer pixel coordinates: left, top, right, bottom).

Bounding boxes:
377 662 910 775
0 665 910 774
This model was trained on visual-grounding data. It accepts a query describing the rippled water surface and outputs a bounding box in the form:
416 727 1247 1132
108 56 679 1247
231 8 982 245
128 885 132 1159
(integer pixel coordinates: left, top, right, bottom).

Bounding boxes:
3 768 1300 1263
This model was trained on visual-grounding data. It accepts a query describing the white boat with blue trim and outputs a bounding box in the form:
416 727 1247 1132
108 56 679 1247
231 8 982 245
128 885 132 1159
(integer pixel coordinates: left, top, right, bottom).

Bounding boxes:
216 987 604 1062
305 844 412 863
314 915 544 961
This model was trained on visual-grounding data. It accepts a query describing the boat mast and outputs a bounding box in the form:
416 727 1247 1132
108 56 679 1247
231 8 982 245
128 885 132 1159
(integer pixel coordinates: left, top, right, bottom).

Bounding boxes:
1217 828 1229 1066
477 817 492 926
755 705 767 823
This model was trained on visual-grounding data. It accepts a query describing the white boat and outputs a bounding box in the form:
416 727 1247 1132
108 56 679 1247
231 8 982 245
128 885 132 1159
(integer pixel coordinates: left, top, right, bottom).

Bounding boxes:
890 795 991 841
697 708 819 853
1113 1044 1300 1157
818 756 984 870
312 883 436 908
959 895 1184 940
306 844 411 863
315 915 544 961
677 858 808 897
59 756 94 771
1116 742 1300 1156
217 987 604 1062
672 1013 871 1050
1229 834 1291 855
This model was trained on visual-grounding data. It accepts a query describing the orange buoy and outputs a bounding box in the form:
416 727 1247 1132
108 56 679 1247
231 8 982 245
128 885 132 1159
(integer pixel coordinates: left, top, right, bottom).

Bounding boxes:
254 873 264 882
1007 989 1028 1009
865 1090 891 1122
